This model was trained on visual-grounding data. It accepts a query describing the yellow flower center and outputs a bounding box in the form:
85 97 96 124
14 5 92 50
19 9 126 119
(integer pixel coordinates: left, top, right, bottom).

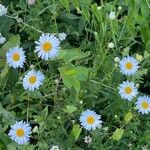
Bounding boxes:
87 116 95 124
42 42 52 52
125 62 133 70
12 53 20 61
16 128 25 137
124 86 132 94
29 75 37 84
141 101 149 109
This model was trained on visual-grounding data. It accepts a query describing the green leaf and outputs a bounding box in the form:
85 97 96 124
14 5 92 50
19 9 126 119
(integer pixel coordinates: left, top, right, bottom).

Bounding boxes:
64 69 77 76
71 0 79 8
82 7 90 22
59 0 70 11
6 143 17 150
72 124 82 141
112 128 124 141
124 112 133 123
64 105 77 114
0 64 9 78
76 66 89 81
29 91 45 99
146 39 150 53
141 1 149 18
58 48 90 62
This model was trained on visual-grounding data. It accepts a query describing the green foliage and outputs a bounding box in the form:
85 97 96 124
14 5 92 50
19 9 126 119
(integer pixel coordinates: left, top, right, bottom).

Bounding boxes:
0 0 150 149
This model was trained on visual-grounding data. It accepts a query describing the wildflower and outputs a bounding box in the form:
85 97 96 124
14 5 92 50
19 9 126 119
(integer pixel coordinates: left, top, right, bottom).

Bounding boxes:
136 83 140 88
58 33 67 41
0 33 6 44
8 121 31 145
109 11 116 20
79 100 83 104
141 145 148 150
136 54 143 62
103 127 108 131
22 69 45 91
80 109 102 131
0 4 7 16
57 116 61 120
119 56 139 76
94 32 98 36
54 79 59 84
76 7 82 14
84 135 92 144
115 63 118 67
6 46 26 68
27 0 36 5
97 6 102 10
136 96 150 114
30 64 35 69
118 6 122 10
114 57 120 62
108 42 115 48
32 126 38 133
118 81 138 101
35 33 60 60
50 145 60 150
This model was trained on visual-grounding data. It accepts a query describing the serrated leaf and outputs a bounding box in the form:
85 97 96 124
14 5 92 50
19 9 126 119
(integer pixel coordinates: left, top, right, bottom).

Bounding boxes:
124 112 133 123
72 125 82 140
64 105 77 114
112 128 124 141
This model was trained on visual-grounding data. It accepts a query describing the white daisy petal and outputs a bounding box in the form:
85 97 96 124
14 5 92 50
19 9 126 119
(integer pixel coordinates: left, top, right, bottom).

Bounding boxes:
79 109 102 131
6 46 26 68
136 96 150 114
119 56 139 76
118 81 138 101
35 33 60 60
8 121 31 145
22 69 45 91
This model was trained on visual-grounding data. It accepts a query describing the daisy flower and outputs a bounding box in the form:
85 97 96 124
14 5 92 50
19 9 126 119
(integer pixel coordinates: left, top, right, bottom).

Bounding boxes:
119 56 139 76
22 69 45 91
58 32 67 41
8 121 31 145
136 96 150 114
35 33 60 60
0 4 7 16
118 81 138 101
80 109 102 131
6 46 26 68
50 145 60 150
